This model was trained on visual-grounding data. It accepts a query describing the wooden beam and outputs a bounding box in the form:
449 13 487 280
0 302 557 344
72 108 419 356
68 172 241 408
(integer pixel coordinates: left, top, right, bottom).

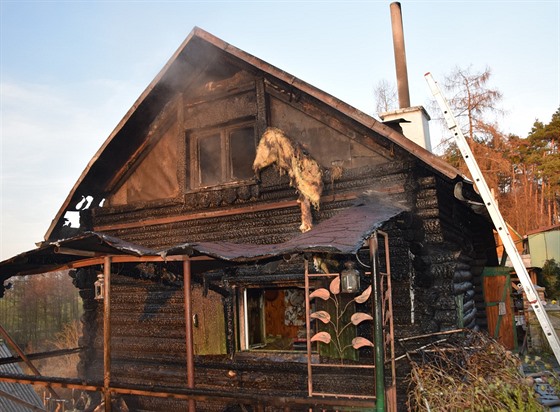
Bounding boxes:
255 77 268 138
304 258 313 397
54 247 101 257
31 254 213 275
0 347 82 366
369 235 385 412
95 199 298 231
0 374 101 392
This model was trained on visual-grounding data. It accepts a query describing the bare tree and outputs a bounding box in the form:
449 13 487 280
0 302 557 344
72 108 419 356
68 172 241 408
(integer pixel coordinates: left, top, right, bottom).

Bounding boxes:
434 65 508 174
432 65 558 234
441 65 503 143
373 79 398 114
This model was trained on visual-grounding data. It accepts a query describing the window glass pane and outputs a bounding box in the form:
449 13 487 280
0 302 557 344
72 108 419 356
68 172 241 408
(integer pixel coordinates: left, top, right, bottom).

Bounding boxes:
230 126 256 180
199 133 222 186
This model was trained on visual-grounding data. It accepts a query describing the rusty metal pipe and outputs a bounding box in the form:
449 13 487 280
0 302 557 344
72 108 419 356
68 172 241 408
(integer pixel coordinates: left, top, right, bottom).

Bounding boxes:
390 2 411 108
369 235 385 412
304 258 313 397
103 256 112 412
0 372 378 408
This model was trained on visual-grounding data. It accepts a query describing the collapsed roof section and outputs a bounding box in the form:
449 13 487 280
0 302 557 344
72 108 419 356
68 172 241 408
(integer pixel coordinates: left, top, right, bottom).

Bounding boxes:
1 193 405 280
45 27 461 242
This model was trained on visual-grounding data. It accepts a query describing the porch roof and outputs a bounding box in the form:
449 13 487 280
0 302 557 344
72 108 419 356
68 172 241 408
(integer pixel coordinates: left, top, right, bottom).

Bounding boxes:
0 194 405 280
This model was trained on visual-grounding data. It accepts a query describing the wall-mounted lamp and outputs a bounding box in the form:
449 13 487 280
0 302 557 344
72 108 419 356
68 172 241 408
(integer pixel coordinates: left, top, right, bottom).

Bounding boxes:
94 273 105 300
341 261 360 293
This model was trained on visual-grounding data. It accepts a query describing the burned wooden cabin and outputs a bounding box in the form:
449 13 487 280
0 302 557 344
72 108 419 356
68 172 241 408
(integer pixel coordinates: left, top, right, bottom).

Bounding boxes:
0 28 498 411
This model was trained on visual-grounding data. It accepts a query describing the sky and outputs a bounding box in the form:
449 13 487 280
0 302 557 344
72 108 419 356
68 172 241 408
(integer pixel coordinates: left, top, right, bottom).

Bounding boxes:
1 0 559 260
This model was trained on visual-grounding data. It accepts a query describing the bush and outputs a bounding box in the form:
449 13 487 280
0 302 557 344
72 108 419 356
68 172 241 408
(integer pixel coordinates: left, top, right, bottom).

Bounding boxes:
541 259 560 300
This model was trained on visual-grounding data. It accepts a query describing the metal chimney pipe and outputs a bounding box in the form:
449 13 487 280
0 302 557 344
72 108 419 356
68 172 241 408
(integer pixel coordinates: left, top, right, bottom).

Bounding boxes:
390 2 411 108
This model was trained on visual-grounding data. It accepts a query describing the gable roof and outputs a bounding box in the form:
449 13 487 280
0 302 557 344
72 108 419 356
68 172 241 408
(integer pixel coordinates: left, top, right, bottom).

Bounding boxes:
45 27 462 241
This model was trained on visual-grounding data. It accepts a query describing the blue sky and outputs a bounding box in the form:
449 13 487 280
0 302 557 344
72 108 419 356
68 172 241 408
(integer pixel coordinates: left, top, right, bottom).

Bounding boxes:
1 0 559 260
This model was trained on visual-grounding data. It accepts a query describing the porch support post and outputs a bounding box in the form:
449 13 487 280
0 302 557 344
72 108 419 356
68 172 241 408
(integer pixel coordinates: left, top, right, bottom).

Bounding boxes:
369 234 386 412
304 258 313 396
103 256 112 412
183 258 196 411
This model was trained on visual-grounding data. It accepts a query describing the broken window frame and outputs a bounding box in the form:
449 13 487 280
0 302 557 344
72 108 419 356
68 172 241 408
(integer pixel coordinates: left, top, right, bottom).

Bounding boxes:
237 286 312 353
188 121 257 189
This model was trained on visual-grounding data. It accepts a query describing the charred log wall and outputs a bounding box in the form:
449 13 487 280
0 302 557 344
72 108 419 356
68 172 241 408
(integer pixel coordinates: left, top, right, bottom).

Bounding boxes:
389 173 496 409
86 160 497 410
92 160 417 248
85 161 419 410
71 268 101 383
86 272 376 411
408 175 496 334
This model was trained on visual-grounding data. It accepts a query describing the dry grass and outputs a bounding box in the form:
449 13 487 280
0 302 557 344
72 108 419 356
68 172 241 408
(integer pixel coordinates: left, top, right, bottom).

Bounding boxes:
33 320 82 405
43 320 81 378
406 330 544 411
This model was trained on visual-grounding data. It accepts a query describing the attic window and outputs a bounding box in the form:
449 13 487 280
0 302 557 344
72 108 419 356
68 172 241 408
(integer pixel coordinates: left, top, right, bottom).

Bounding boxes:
189 122 256 188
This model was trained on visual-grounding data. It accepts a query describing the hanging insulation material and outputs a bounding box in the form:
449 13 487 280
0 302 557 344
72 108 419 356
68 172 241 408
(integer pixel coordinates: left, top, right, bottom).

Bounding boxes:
253 127 323 232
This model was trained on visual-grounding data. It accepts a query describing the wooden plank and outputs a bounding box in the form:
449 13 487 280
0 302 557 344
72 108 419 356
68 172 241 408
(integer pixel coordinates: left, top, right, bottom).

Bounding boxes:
50 255 210 274
265 81 396 160
482 267 515 349
0 347 82 366
255 77 268 138
184 90 256 130
183 259 196 411
105 97 179 193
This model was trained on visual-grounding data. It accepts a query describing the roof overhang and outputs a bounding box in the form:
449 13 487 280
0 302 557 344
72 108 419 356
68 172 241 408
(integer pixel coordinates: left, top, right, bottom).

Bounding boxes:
2 194 406 281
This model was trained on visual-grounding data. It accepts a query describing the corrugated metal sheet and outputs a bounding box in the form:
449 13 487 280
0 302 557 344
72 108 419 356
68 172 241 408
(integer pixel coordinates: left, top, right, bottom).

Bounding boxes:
0 342 44 411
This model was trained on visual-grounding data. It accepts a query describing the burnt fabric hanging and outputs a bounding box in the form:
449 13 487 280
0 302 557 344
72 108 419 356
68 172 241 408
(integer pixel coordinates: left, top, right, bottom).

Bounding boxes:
253 127 323 232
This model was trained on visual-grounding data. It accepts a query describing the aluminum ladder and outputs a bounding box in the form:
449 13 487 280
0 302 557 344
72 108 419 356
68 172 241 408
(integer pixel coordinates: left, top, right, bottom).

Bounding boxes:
425 72 560 363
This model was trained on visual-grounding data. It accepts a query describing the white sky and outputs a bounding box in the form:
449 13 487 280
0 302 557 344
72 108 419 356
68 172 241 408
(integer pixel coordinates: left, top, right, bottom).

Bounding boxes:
1 0 559 260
